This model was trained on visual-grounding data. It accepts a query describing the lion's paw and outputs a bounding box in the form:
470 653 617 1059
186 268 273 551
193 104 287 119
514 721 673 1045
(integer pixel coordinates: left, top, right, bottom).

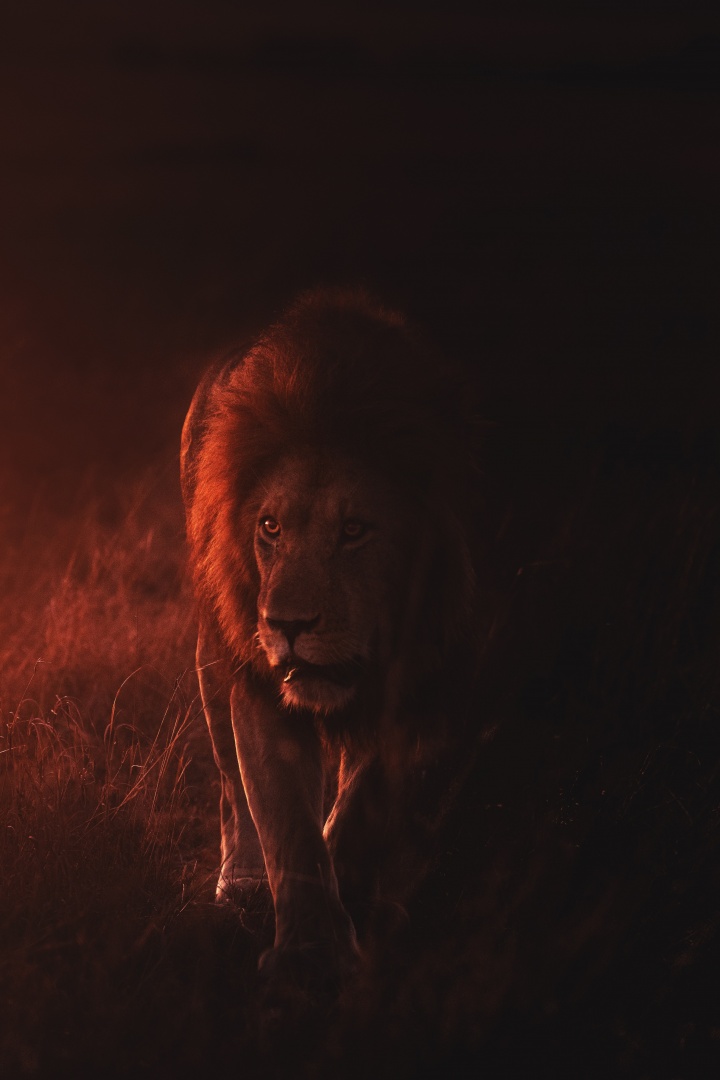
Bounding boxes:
257 936 361 1028
215 872 272 931
216 870 268 903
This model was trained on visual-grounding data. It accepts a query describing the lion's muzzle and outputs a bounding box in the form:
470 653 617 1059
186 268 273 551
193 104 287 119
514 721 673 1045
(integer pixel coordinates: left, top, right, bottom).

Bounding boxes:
273 653 364 713
281 657 360 689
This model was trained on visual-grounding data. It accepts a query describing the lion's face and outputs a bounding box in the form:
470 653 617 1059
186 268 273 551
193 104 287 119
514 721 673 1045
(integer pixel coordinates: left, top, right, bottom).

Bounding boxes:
253 453 408 714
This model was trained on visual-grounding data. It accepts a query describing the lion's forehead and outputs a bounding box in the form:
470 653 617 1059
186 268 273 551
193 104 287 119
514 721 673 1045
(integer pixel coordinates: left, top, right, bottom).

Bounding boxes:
257 454 398 525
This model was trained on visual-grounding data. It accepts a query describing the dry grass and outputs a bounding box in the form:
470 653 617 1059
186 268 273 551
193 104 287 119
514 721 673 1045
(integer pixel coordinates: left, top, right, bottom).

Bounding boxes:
0 467 194 711
0 465 256 1078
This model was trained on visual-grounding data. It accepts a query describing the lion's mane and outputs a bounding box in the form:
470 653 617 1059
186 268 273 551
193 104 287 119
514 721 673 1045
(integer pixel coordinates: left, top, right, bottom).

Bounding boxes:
182 288 478 700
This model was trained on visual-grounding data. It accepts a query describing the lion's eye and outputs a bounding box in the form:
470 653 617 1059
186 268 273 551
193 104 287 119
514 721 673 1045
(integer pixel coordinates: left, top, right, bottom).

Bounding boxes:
260 517 281 539
341 520 366 542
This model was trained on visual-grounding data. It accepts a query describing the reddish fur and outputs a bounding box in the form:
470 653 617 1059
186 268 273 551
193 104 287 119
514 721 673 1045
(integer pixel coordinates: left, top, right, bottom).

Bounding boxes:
182 287 477 695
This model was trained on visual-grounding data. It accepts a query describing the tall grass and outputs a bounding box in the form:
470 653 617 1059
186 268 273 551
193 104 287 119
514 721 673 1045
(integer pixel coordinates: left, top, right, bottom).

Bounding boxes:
0 466 254 1078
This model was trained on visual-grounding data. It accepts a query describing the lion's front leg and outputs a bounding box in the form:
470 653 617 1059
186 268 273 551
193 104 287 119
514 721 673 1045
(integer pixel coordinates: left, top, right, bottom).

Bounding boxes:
197 623 267 903
325 743 452 931
230 673 359 993
323 749 390 927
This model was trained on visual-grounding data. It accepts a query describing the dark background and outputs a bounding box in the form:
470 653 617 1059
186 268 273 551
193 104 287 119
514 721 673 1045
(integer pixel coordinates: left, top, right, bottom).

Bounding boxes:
1 1 719 506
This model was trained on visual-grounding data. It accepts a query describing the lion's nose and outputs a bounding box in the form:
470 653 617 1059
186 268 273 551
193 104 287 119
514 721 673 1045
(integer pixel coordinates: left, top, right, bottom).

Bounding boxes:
265 615 320 647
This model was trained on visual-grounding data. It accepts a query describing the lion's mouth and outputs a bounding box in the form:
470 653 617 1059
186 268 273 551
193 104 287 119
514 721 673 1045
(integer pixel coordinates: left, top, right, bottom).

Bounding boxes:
280 658 360 689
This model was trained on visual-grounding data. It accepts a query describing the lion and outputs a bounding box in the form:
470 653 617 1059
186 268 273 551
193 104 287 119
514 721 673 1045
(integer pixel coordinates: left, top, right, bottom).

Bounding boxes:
181 288 479 998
